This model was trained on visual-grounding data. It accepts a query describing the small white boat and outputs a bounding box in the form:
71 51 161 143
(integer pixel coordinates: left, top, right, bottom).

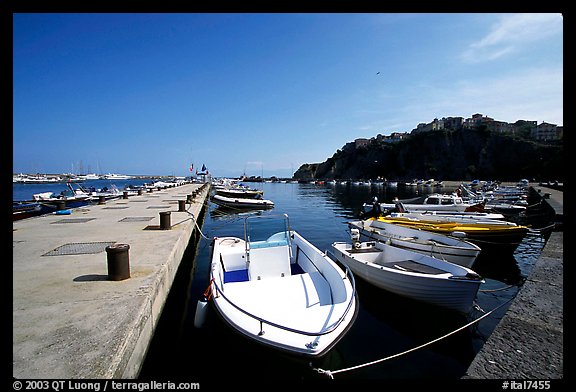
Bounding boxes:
211 194 274 209
348 219 481 268
32 183 93 203
209 214 358 357
329 235 484 314
103 173 132 180
215 187 264 199
374 193 485 213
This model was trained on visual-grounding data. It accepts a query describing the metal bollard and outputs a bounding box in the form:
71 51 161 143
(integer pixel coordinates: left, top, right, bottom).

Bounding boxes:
159 211 171 230
56 200 66 210
178 200 186 212
186 194 192 204
138 189 143 196
123 191 129 199
98 195 106 205
106 244 130 281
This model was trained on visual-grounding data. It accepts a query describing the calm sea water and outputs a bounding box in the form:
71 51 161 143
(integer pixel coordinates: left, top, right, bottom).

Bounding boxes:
14 180 546 380
136 181 547 381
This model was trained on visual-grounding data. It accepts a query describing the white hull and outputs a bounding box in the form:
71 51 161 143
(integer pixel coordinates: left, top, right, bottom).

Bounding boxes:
210 227 357 357
348 219 481 267
329 241 483 314
379 203 471 212
215 188 263 199
211 194 274 209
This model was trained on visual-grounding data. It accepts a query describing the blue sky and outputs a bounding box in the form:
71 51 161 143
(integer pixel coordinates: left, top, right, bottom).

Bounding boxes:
13 13 563 178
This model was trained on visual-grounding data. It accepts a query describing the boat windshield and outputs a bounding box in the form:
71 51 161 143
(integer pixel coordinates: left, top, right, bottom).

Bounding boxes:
244 214 291 245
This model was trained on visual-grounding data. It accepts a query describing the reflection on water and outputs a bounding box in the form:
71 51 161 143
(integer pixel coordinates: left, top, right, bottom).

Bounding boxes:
139 182 549 380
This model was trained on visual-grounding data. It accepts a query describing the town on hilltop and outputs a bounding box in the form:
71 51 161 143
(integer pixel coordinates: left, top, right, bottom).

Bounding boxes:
356 113 563 147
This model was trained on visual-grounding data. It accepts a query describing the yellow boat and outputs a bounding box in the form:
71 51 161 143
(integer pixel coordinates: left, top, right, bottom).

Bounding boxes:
372 215 530 256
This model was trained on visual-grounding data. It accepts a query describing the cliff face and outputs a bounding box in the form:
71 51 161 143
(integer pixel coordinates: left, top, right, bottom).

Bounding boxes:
293 129 563 181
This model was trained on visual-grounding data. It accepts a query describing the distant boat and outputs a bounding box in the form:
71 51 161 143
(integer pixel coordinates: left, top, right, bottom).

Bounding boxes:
12 174 63 184
13 183 94 220
12 202 43 221
79 173 101 180
103 173 132 180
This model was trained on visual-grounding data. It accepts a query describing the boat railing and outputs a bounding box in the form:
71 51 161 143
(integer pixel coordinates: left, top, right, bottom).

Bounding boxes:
211 260 357 337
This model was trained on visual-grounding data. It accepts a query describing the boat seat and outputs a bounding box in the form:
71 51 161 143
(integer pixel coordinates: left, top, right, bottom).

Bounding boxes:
392 260 446 275
248 244 291 281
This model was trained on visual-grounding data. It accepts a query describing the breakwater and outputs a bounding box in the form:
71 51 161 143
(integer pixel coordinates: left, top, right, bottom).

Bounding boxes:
463 185 563 379
13 182 210 378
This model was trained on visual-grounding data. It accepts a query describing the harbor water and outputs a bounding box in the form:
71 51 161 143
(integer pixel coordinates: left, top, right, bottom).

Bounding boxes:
135 181 548 381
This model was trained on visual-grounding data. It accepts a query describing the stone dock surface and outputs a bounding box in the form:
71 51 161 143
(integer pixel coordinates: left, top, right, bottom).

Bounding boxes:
13 183 210 379
463 185 563 379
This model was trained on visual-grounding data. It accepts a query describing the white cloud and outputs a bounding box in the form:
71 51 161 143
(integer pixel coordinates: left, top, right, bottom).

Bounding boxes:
461 13 563 63
386 66 562 130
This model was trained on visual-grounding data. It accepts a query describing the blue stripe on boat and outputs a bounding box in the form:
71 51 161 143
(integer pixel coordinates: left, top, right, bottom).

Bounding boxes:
223 263 305 283
224 269 249 283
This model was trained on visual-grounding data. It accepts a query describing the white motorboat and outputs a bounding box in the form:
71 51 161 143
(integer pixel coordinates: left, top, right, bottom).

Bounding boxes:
329 234 484 314
215 187 264 199
211 194 274 209
102 173 132 180
208 214 358 357
371 193 485 213
32 183 93 203
348 219 481 268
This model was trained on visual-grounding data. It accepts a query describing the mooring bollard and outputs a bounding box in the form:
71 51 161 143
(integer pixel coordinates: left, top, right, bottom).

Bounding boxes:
159 211 171 230
106 244 131 281
56 200 66 211
123 191 129 199
137 189 143 196
98 195 106 205
186 194 192 204
178 200 186 212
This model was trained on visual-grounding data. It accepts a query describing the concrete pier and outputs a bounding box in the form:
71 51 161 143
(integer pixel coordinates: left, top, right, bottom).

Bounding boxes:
13 183 210 379
463 186 563 379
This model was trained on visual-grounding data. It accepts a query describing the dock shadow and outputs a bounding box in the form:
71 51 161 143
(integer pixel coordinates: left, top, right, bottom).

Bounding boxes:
74 274 109 282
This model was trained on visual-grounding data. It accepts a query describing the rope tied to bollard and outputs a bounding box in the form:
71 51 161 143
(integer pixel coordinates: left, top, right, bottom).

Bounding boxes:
184 195 212 240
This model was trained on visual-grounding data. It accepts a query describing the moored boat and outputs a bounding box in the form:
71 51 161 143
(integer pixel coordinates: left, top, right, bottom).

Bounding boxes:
208 214 358 357
348 219 481 268
329 237 484 314
211 194 274 209
372 214 530 256
370 193 485 213
214 187 264 199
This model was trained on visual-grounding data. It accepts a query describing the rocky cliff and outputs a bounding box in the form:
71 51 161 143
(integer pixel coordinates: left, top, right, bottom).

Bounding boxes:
293 128 563 181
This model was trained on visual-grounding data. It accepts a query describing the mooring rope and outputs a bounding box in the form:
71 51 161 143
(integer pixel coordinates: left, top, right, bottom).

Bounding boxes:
479 276 526 292
311 296 515 379
183 190 212 240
